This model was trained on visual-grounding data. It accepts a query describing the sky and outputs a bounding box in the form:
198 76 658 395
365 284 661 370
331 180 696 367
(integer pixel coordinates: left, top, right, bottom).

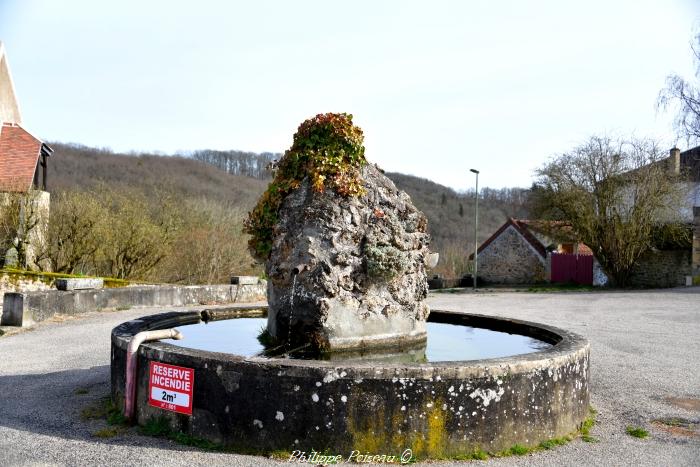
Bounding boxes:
1 0 698 190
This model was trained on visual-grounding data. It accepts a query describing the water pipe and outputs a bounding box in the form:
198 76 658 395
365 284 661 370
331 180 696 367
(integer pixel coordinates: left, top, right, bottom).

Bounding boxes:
124 328 183 421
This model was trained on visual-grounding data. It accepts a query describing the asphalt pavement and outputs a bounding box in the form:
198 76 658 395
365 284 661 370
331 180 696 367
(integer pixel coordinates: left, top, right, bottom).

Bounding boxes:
1 289 699 466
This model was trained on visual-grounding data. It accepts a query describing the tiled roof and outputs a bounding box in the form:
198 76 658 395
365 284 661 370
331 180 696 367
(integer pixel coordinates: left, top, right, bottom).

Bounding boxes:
0 122 43 192
577 243 594 255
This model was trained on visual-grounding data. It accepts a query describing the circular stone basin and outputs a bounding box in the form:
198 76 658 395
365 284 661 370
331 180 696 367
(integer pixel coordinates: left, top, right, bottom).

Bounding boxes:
111 307 589 458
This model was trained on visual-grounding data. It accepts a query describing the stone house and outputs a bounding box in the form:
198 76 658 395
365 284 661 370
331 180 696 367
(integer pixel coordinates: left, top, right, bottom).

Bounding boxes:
468 218 591 284
0 41 53 269
686 147 700 283
627 146 700 287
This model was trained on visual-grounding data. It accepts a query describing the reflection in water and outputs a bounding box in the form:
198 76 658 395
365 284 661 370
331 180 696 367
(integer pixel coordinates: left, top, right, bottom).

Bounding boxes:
528 337 554 351
164 317 553 363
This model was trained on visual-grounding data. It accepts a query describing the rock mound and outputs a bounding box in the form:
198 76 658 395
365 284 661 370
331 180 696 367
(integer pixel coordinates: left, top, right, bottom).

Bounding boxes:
266 163 432 350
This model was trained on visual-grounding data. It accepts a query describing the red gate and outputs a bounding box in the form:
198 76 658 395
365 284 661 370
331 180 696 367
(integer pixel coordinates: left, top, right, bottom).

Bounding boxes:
550 253 593 285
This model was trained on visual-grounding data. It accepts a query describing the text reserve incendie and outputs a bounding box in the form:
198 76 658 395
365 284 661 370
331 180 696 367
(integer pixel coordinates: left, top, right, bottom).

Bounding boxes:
148 361 194 415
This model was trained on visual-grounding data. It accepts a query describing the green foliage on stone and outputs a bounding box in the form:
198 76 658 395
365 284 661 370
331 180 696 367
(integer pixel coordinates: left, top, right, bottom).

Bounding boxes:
504 444 530 456
141 416 226 451
80 396 126 426
626 425 649 439
580 407 598 442
256 326 281 349
244 113 367 261
539 436 571 449
419 405 598 461
467 448 489 460
450 449 488 461
0 267 130 288
140 416 171 436
365 245 410 281
93 426 127 438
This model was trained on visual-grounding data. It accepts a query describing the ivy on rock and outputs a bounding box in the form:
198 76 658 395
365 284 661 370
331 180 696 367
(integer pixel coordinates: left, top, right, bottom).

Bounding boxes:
244 113 367 260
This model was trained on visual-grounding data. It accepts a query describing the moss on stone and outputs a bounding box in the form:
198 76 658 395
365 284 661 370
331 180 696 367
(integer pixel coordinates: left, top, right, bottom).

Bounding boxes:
134 385 597 462
580 407 598 442
344 401 599 461
0 267 130 288
539 436 572 449
256 326 281 349
364 245 410 281
345 397 456 460
81 396 126 426
244 113 367 261
425 403 448 457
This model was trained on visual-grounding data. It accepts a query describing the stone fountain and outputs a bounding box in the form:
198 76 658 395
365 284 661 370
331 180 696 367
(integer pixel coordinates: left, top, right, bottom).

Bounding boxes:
246 112 434 353
110 114 590 459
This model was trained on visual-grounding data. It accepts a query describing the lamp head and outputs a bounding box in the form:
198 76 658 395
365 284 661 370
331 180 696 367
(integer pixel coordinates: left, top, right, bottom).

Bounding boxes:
469 169 479 174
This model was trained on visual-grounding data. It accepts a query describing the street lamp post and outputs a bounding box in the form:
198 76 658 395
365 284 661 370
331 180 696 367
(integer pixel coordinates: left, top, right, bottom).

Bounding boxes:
470 169 479 291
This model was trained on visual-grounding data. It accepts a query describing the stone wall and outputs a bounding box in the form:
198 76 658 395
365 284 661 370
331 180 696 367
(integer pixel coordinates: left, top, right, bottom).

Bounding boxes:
628 249 692 288
0 272 52 313
477 225 546 284
0 272 51 294
2 282 267 327
693 207 700 281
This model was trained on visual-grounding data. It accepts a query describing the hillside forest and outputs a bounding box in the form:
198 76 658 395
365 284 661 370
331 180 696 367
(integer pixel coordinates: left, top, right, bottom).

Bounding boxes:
6 143 530 283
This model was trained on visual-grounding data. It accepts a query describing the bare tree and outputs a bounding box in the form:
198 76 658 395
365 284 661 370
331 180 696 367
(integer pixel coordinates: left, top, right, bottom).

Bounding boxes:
35 191 105 274
429 239 471 279
658 34 700 145
0 188 47 269
97 188 181 280
533 136 690 286
155 199 257 284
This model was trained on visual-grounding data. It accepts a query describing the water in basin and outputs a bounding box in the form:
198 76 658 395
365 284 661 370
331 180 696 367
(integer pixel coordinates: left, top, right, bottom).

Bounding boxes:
163 316 552 363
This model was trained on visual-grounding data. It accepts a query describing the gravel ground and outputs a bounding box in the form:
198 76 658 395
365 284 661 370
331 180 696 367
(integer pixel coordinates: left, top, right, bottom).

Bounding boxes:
1 290 699 466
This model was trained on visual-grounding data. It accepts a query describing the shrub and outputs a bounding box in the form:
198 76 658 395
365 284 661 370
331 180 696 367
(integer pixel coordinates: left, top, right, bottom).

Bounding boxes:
244 113 367 260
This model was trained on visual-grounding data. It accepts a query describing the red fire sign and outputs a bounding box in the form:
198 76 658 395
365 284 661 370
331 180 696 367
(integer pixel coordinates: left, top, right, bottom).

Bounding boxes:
148 361 194 415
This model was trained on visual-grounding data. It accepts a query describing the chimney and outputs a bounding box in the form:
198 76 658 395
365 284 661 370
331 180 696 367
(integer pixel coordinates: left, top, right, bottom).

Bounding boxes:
669 147 681 175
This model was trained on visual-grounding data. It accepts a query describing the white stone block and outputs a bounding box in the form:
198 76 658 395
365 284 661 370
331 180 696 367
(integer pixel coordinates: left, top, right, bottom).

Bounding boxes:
55 278 104 291
230 276 259 285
